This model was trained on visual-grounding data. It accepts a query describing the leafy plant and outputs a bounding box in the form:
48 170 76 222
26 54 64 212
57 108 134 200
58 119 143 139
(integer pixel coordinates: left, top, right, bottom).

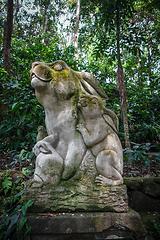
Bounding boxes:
152 220 160 237
0 149 35 210
0 200 34 240
0 170 25 209
123 142 157 166
11 149 36 173
1 171 13 195
0 165 34 239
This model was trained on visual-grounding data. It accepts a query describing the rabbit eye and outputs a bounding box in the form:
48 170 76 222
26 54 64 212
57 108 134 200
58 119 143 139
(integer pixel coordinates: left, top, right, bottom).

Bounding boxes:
53 64 63 71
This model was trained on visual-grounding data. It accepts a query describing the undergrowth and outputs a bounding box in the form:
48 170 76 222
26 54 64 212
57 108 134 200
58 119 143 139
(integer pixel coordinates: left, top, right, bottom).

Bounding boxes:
0 162 34 240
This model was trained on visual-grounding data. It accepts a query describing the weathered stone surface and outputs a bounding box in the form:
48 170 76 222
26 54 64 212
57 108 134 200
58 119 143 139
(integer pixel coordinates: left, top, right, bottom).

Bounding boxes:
124 178 160 212
124 178 141 190
23 179 129 213
124 177 160 196
128 190 160 212
141 181 160 197
23 209 142 240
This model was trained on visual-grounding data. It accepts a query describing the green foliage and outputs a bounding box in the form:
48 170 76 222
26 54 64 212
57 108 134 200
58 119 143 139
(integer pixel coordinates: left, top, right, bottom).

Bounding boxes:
0 171 23 208
1 173 12 195
79 0 160 145
0 34 77 153
0 0 160 163
0 71 44 152
152 220 160 237
0 169 34 240
123 142 160 166
0 150 34 211
11 149 36 173
0 200 34 240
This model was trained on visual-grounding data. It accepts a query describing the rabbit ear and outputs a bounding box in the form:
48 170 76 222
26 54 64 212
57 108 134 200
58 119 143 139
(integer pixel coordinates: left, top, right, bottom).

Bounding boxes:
79 72 108 103
103 109 119 133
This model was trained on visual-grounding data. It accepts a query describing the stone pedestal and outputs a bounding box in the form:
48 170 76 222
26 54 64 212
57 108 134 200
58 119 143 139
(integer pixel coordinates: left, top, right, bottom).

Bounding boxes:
22 177 143 239
22 179 143 239
23 179 129 213
23 209 143 240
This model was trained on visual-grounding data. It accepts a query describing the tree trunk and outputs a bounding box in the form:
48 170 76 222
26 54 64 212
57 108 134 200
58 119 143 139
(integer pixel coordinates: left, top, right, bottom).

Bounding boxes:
146 16 153 92
42 0 50 44
133 13 140 82
42 14 48 44
1 0 13 122
74 0 80 61
3 0 13 76
13 0 19 25
116 6 130 149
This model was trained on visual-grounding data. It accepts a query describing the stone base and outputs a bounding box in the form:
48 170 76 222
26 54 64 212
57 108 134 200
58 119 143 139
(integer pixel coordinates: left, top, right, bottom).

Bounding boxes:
23 209 143 240
23 179 129 213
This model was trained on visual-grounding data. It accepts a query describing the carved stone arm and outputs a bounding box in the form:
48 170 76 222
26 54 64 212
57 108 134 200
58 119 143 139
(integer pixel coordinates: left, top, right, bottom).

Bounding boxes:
77 123 105 148
33 133 59 156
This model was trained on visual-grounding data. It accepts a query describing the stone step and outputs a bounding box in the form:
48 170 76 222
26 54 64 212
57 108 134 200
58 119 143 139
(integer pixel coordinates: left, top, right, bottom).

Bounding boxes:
23 209 142 240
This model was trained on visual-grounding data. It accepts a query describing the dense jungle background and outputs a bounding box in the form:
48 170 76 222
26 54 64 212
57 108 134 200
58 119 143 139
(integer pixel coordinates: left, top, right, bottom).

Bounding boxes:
1 0 160 168
0 0 160 239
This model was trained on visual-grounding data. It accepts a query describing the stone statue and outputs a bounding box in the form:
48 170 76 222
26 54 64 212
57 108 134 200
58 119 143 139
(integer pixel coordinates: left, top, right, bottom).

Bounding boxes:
30 60 123 187
77 95 123 186
22 60 140 228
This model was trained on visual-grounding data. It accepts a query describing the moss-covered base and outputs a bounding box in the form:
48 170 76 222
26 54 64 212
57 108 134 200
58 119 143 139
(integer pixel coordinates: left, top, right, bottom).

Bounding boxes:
22 179 129 213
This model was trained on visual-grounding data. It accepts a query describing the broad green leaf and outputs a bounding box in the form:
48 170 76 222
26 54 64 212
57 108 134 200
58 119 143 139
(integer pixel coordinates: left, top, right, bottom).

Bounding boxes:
19 218 27 231
27 200 34 208
22 204 28 216
24 225 31 236
11 102 20 112
145 158 150 167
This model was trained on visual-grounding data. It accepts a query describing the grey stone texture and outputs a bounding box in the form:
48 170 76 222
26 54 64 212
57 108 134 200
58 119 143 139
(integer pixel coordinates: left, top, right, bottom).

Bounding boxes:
124 177 160 212
23 209 142 240
23 179 129 213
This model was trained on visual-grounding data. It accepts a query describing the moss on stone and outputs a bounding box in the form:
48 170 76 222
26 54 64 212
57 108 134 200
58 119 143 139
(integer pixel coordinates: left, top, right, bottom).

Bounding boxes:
153 177 160 183
140 212 160 236
23 179 129 213
124 177 160 192
124 178 141 190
